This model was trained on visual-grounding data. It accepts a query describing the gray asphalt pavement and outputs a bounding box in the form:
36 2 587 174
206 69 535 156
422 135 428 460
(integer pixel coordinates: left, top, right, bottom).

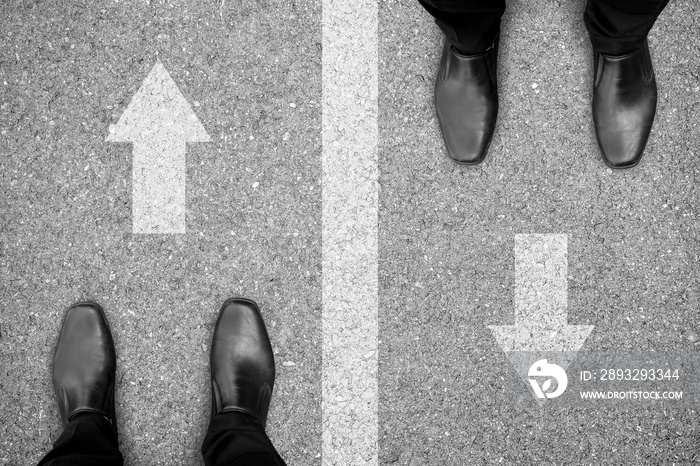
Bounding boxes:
1 1 321 464
379 1 699 464
1 0 699 465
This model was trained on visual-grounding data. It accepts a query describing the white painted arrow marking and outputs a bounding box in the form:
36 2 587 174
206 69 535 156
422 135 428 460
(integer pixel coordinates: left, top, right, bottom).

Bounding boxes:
107 61 210 234
489 234 594 353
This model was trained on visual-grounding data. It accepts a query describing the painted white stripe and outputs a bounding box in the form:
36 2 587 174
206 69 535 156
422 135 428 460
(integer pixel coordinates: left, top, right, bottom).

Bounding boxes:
321 1 378 464
107 61 210 234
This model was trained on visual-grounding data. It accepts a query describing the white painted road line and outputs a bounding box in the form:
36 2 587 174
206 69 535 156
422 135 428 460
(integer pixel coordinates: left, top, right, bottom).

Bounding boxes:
107 61 210 234
489 234 594 353
322 1 378 465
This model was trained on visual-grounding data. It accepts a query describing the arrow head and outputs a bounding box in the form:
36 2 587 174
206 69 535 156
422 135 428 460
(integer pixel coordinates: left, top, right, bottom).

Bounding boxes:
106 61 211 143
488 323 594 353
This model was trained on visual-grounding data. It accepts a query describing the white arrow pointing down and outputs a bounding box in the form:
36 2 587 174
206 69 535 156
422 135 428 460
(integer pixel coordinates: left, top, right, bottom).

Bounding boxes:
489 234 594 353
107 61 210 234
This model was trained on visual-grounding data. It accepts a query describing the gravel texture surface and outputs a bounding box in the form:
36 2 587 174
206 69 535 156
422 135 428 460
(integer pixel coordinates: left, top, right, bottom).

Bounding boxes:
379 1 699 464
1 0 699 465
1 1 321 464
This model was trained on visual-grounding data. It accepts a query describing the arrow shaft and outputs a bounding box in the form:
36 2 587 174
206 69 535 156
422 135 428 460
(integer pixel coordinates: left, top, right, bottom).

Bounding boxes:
489 234 594 353
132 140 186 234
514 234 568 326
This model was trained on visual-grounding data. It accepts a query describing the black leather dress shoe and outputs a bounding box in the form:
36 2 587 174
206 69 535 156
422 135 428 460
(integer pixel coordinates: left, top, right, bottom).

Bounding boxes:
434 39 499 164
592 39 657 168
53 302 117 432
209 298 275 428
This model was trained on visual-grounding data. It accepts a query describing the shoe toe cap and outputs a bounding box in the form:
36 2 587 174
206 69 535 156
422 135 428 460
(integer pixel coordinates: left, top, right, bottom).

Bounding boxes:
596 126 650 168
436 94 496 165
442 127 493 164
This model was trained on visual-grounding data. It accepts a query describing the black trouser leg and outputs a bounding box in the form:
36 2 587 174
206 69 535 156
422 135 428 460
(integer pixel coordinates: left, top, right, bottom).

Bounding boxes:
584 0 670 55
37 414 123 466
418 0 506 54
202 413 286 466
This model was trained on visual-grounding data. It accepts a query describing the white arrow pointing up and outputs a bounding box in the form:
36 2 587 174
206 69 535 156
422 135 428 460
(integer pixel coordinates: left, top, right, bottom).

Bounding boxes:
107 60 210 234
488 234 594 353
